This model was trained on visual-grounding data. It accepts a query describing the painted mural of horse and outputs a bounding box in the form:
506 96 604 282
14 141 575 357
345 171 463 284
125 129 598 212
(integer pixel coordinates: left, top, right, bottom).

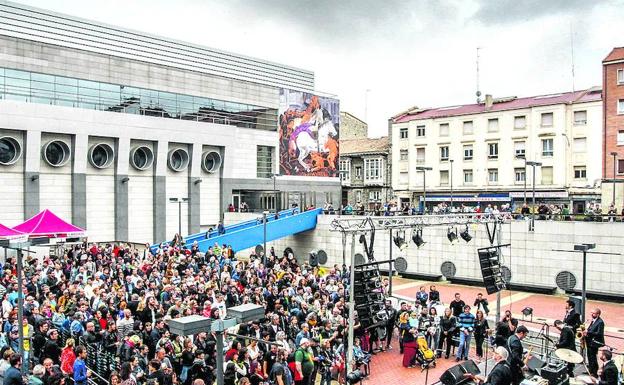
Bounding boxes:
288 117 337 172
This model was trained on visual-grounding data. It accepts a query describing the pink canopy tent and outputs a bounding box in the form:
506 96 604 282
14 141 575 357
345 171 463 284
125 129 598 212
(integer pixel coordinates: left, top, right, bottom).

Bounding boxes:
0 223 26 240
12 209 86 238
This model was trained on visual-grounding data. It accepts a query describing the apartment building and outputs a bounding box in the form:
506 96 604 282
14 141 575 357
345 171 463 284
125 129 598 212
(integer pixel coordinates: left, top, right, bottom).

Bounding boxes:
602 47 624 210
390 88 602 213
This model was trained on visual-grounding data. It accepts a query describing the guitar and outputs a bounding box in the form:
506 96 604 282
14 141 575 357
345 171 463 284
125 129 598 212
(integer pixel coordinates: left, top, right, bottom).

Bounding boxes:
523 348 534 368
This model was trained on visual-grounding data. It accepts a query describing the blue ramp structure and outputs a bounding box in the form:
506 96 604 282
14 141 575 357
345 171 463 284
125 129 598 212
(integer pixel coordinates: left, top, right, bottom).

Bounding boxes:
195 208 322 253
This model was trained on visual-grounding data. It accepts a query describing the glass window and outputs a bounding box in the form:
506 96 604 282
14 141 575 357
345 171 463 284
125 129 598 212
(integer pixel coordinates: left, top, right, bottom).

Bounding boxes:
416 126 426 137
355 166 362 179
399 172 409 185
463 169 473 184
542 139 554 156
488 169 498 183
541 112 553 127
439 123 449 137
399 127 408 139
515 168 526 183
364 158 383 181
440 170 449 186
463 121 473 135
487 118 499 132
619 159 624 174
440 146 449 161
400 149 408 161
369 191 381 202
618 131 624 145
416 148 425 164
514 141 526 157
618 99 624 114
256 146 274 178
618 69 624 85
488 142 498 159
573 138 587 152
541 166 553 185
574 110 587 125
5 69 29 80
574 166 586 179
463 144 473 160
514 116 526 129
339 160 350 181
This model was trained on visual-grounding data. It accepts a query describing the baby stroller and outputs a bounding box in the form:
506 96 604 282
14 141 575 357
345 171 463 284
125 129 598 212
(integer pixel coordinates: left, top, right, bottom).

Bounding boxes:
415 335 437 369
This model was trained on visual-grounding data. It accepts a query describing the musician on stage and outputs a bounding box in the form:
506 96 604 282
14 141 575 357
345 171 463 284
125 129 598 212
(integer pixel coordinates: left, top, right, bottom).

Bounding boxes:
472 346 512 385
593 349 618 385
506 325 529 385
554 320 576 376
563 300 582 331
584 308 605 377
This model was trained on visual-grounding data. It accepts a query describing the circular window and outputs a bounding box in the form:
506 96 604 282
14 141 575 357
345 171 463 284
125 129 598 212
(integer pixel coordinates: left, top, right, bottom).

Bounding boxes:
440 261 457 279
168 148 189 172
555 271 577 291
42 140 71 167
88 143 115 169
0 137 21 166
201 151 222 173
130 146 154 171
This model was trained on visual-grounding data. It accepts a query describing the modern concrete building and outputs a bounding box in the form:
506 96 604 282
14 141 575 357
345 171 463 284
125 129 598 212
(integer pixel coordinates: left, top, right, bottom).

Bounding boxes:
601 47 624 210
390 88 602 213
0 1 339 243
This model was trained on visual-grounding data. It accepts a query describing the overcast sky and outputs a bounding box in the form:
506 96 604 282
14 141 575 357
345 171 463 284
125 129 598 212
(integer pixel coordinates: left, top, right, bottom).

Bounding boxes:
18 0 624 137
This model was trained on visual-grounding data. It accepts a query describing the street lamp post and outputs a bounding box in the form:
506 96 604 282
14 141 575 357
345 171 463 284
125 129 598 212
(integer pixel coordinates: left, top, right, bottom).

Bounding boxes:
262 210 269 266
169 197 189 236
450 159 454 211
526 161 542 231
574 243 596 320
611 152 618 205
415 166 432 214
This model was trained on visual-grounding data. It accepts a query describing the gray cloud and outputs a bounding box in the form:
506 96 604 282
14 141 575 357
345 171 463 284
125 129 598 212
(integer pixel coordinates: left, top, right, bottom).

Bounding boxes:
471 0 604 24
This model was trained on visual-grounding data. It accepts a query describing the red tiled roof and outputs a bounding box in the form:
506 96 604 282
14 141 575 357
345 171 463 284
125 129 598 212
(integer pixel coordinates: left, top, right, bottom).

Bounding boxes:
393 87 601 123
341 137 389 155
603 47 624 63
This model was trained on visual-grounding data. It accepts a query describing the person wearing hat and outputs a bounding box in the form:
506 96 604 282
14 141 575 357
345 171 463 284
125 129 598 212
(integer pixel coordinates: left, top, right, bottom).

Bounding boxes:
294 338 314 385
507 325 529 385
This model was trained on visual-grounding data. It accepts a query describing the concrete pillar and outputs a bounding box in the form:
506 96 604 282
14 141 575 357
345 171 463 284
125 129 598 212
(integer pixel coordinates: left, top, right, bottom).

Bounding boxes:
115 137 130 241
188 143 202 234
23 130 41 218
72 134 88 229
153 140 168 243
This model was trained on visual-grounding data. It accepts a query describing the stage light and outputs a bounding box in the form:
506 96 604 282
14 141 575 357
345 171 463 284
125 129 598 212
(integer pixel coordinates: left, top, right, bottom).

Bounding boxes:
447 227 458 243
347 370 364 384
460 225 472 243
522 307 533 317
393 231 407 251
412 228 425 247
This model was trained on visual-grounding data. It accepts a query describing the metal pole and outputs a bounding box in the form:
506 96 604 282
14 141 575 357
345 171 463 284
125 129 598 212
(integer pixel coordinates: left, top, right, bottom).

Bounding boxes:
450 160 454 211
347 233 356 373
216 331 224 385
496 221 502 322
263 212 267 266
613 154 617 206
423 171 427 214
16 247 25 375
581 250 587 321
341 232 346 270
523 158 527 205
178 200 182 236
389 228 393 296
531 165 536 232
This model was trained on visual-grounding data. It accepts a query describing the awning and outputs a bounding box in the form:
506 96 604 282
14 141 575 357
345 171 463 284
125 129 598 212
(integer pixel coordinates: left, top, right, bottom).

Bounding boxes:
424 194 510 203
13 209 86 238
509 191 568 199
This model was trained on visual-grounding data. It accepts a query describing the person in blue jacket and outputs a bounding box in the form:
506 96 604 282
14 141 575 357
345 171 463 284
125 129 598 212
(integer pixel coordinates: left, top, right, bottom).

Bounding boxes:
73 346 89 385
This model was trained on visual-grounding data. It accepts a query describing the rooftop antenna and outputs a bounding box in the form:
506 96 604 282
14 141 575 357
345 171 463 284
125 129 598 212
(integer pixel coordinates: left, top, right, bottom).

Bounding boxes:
570 22 575 93
476 47 482 103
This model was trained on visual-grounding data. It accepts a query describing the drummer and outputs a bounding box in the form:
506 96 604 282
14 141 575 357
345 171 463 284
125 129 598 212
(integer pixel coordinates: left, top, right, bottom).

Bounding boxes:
554 320 577 376
594 349 618 385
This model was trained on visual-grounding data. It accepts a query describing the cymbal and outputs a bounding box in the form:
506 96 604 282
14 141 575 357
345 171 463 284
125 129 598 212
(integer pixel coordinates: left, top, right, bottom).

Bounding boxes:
555 349 584 364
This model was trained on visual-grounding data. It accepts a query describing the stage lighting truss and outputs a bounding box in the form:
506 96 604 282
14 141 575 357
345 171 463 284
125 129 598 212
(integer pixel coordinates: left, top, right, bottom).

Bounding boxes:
460 225 472 243
447 227 459 244
411 227 425 247
393 230 408 251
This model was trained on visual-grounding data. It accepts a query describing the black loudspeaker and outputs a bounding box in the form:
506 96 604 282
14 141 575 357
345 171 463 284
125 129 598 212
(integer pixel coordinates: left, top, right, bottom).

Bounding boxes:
541 364 568 385
527 356 546 373
477 247 505 295
440 363 470 385
460 360 480 376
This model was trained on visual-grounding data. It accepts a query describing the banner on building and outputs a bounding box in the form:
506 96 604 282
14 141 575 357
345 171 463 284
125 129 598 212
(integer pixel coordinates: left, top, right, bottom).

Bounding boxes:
278 89 340 177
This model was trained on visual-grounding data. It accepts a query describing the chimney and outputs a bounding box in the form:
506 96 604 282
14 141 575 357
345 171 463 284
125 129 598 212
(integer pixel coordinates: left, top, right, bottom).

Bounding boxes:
485 94 493 109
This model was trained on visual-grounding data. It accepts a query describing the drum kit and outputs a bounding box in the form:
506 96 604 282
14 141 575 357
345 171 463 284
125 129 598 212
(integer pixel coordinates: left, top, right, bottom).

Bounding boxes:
553 349 594 385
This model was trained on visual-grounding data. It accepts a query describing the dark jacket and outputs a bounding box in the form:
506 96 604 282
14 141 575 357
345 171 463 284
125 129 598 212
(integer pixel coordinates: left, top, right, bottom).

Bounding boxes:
506 334 524 372
598 360 618 385
563 311 581 330
586 318 605 348
3 367 23 385
485 361 512 385
556 326 576 351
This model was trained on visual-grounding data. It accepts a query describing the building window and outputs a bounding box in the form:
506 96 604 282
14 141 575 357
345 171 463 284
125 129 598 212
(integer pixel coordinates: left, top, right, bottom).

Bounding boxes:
541 112 553 127
515 168 526 183
463 144 473 160
400 149 408 161
542 138 553 157
487 118 499 132
369 190 381 202
573 138 587 152
399 172 408 185
339 159 350 181
488 142 499 159
463 169 473 184
541 166 553 185
439 123 449 137
618 99 624 114
514 141 526 157
618 69 624 85
440 170 449 186
488 169 498 184
573 110 587 125
356 190 362 202
364 158 383 182
400 127 408 139
463 121 473 135
514 116 526 129
440 146 449 161
416 147 425 164
574 166 587 179
355 166 362 179
618 131 624 146
416 126 426 137
618 159 624 174
256 145 274 178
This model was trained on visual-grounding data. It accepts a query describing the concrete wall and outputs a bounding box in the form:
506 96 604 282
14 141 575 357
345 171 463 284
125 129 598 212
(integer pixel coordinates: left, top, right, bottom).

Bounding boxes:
226 213 624 296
